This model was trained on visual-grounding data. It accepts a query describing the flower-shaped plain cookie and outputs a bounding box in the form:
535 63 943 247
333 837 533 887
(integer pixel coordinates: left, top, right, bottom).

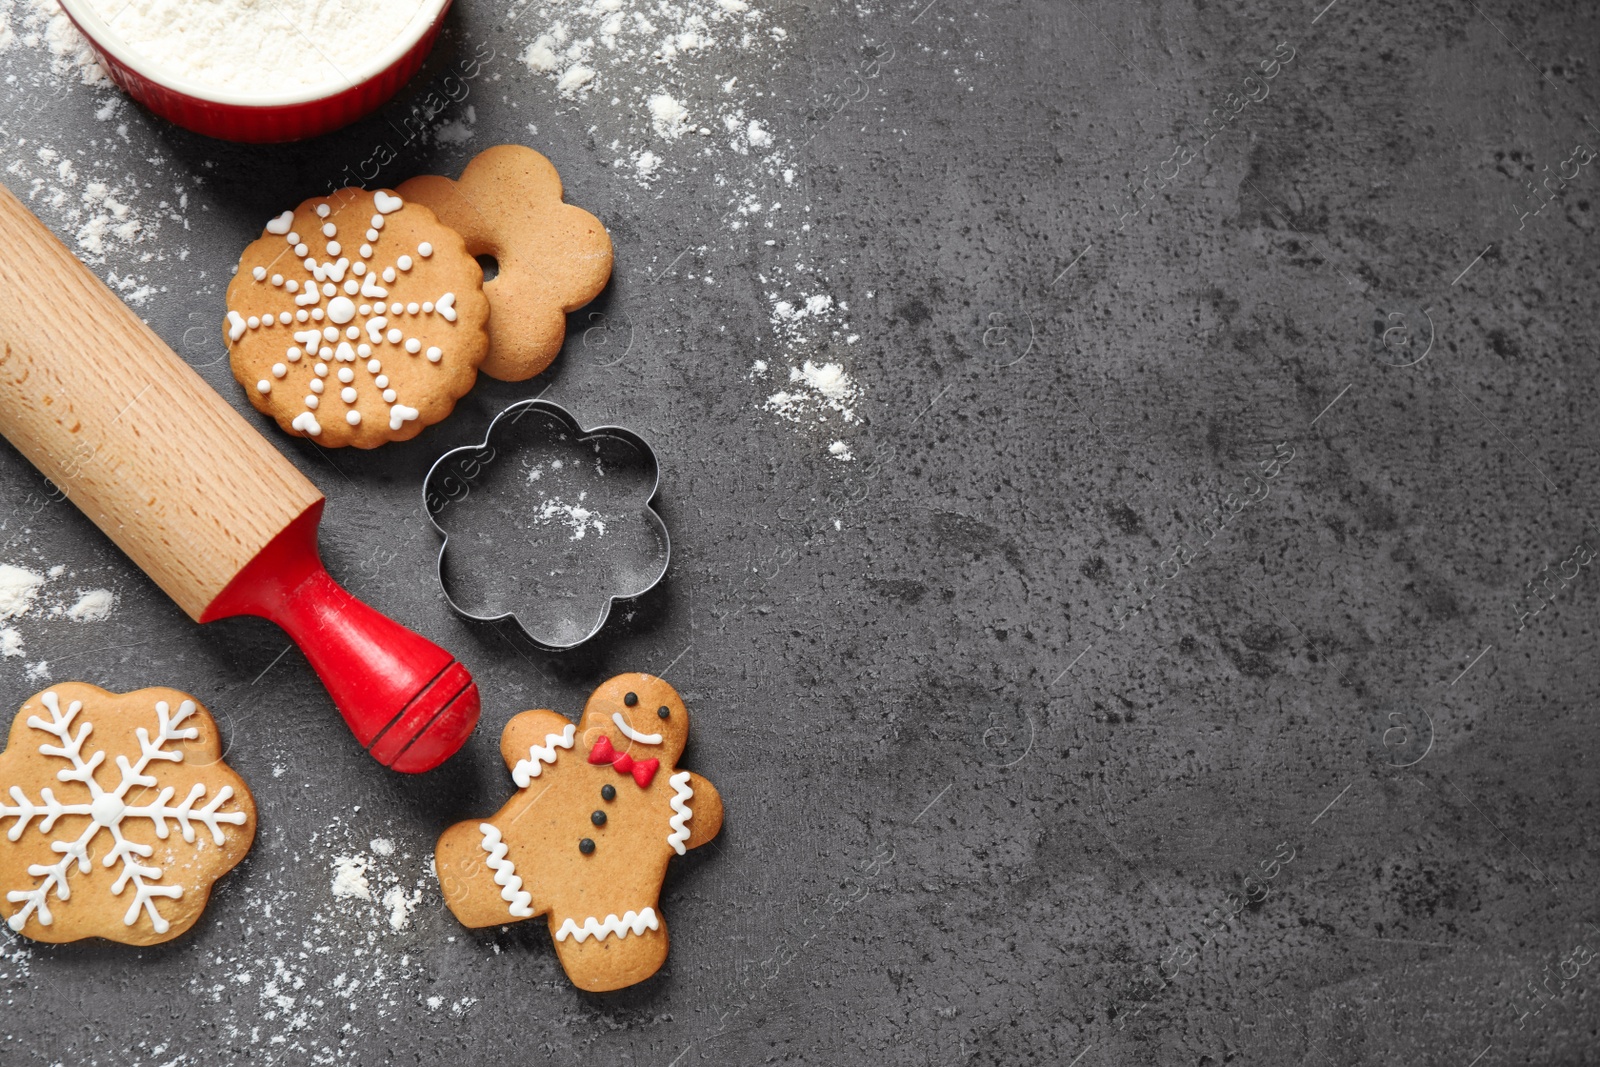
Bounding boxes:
424 399 669 650
435 674 722 991
0 683 256 945
398 145 613 382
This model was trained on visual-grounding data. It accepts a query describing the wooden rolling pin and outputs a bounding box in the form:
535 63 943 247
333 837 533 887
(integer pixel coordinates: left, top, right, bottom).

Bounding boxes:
0 183 478 773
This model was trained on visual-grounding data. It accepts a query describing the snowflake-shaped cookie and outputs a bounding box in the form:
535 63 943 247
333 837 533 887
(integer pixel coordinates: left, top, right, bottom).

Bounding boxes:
0 683 256 945
435 673 722 992
225 187 490 449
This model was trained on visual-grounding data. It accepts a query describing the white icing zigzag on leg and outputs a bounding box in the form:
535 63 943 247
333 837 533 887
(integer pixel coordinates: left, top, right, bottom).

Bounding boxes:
666 771 694 856
511 724 577 787
477 823 534 918
554 907 659 943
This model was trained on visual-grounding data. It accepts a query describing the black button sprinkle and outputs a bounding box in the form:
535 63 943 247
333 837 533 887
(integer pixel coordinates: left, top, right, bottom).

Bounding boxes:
591 810 607 827
624 691 638 706
579 838 595 855
657 705 671 719
601 784 616 801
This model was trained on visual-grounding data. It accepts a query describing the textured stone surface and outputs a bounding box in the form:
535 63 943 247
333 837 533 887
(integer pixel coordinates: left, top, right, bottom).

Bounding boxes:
0 0 1597 1063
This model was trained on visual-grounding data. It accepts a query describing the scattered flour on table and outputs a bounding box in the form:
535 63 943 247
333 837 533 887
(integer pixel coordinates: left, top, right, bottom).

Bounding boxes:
329 855 372 901
649 91 690 138
0 926 32 996
535 493 607 540
168 822 476 1062
769 293 836 340
6 134 188 284
64 587 114 621
5 138 179 290
1 1 199 294
514 0 790 184
381 884 422 930
764 360 860 426
0 564 45 619
753 292 863 453
509 0 867 459
0 562 117 660
331 837 433 934
10 0 108 84
433 103 477 145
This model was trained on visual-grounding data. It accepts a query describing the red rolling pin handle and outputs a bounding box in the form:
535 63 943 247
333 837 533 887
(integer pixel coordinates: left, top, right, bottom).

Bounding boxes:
201 502 480 773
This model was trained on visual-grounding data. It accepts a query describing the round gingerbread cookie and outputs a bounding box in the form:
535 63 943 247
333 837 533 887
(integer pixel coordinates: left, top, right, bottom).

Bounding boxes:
0 683 257 945
225 187 490 449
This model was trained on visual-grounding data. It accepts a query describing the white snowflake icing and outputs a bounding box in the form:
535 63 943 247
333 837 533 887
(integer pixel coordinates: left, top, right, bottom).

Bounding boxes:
228 193 457 436
0 692 247 935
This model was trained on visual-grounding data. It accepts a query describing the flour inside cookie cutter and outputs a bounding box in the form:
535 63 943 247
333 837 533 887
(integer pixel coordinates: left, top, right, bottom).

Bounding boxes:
424 400 670 650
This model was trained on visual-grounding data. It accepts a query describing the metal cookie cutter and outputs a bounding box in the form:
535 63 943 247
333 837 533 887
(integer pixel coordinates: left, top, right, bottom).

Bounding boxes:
424 399 670 651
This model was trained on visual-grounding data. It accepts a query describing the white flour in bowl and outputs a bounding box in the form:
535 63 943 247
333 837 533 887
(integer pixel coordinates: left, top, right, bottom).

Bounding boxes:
84 0 429 94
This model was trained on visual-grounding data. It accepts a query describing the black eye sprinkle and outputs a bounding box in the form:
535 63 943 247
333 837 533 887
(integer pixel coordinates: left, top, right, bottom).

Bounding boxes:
579 838 595 855
624 692 638 707
601 784 616 801
591 810 607 826
657 705 670 719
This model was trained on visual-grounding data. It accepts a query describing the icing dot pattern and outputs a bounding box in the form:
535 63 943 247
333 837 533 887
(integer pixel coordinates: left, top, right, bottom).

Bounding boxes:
226 189 479 442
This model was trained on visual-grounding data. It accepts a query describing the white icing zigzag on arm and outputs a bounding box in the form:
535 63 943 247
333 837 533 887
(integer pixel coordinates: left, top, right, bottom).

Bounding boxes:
666 771 694 856
477 823 534 918
553 907 659 943
511 723 577 787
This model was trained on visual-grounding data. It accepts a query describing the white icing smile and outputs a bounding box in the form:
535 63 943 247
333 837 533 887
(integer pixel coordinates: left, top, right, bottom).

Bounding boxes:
554 908 659 943
611 712 662 745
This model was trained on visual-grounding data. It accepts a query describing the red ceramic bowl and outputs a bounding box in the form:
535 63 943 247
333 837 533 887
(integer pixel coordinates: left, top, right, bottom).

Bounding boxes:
57 0 453 143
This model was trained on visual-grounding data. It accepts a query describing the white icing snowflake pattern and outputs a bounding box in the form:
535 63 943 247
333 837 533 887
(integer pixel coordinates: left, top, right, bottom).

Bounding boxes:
0 692 247 934
226 192 458 437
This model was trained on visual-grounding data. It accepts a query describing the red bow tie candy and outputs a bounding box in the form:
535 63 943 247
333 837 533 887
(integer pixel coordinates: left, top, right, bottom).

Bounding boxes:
588 736 659 788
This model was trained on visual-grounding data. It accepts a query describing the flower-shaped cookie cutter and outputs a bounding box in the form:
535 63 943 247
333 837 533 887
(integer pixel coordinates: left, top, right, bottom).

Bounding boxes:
424 399 670 651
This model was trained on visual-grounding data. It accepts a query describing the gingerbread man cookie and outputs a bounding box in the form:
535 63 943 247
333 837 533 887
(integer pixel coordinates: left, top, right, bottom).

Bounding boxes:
225 187 490 448
398 145 613 382
436 673 722 992
0 683 256 945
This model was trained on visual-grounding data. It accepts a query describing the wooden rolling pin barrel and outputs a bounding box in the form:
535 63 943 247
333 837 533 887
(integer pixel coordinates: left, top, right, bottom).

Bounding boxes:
0 184 478 773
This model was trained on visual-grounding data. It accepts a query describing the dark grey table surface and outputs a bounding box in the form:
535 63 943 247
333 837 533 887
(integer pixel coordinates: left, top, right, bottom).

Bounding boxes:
2 0 1599 1063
